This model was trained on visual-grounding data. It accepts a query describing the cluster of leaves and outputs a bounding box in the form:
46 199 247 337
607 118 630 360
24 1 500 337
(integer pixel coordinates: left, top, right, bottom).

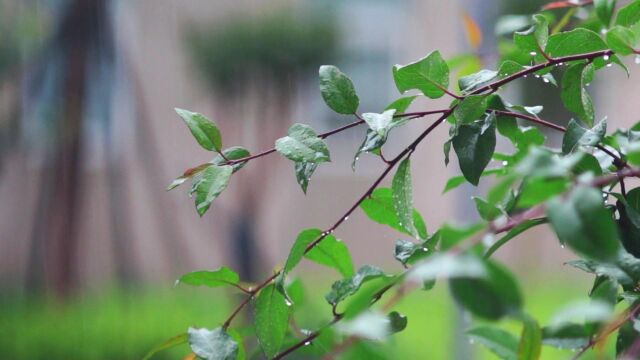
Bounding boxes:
154 1 640 359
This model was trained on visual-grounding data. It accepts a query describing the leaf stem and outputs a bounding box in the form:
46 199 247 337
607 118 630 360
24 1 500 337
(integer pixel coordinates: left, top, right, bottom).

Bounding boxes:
490 109 629 169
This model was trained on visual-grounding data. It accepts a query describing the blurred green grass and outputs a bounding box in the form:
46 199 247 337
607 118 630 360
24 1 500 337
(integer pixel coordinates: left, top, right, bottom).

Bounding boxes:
0 273 615 359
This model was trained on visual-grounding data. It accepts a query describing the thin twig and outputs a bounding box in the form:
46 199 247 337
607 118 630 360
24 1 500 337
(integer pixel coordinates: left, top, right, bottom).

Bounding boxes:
571 303 640 360
491 109 629 169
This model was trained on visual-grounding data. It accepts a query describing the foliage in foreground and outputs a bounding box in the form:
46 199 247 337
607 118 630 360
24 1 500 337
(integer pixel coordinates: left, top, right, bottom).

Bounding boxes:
156 1 640 359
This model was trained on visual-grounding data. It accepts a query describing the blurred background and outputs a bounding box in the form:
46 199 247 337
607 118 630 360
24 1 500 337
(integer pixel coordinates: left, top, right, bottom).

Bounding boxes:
0 0 638 359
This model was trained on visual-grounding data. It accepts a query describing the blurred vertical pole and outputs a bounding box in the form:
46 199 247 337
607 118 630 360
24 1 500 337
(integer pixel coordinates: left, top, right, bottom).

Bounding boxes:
26 0 109 296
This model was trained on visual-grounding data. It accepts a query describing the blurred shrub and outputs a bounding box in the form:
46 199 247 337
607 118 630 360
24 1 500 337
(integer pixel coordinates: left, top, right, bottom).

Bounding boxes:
186 9 338 94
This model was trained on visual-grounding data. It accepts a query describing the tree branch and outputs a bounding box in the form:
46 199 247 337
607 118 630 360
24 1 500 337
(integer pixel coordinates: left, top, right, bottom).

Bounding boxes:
217 49 615 355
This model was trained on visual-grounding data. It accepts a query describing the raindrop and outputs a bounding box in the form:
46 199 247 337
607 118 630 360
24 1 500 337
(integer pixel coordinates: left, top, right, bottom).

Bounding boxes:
285 299 293 307
603 55 610 61
174 279 180 287
543 78 550 83
469 339 476 345
304 341 312 346
558 62 564 66
523 74 528 78
355 157 360 161
529 51 537 56
606 63 613 68
534 74 541 78
586 83 591 87
635 55 640 64
561 244 565 249
502 161 508 166
344 216 349 221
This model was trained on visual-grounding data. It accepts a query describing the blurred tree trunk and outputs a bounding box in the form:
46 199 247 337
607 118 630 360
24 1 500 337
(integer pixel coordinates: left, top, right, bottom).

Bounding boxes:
26 0 108 297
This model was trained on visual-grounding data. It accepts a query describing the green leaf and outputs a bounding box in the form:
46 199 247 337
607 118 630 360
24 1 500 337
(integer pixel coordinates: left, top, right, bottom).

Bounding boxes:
561 62 595 126
514 14 549 59
190 165 233 216
615 0 640 26
566 255 640 290
562 118 607 154
282 229 318 275
305 231 354 278
458 70 498 93
188 327 238 360
546 186 621 261
325 265 386 306
318 65 359 114
408 253 486 283
362 110 396 137
452 113 497 186
573 153 603 176
393 51 450 99
352 130 387 170
341 276 399 319
590 276 619 306
606 26 638 55
294 161 317 194
518 315 542 360
392 158 417 237
466 325 518 360
545 28 608 59
484 219 547 258
285 278 305 309
542 324 589 349
338 311 391 340
497 61 526 79
548 300 613 328
515 147 582 179
176 108 223 152
618 189 640 257
167 164 210 191
450 259 522 320
212 146 251 173
360 188 427 239
388 311 408 334
351 98 417 167
178 267 240 288
616 315 640 356
473 196 502 221
454 95 489 124
275 123 330 163
443 168 502 193
516 178 568 209
254 284 290 358
438 222 484 250
143 333 188 360
394 239 429 265
595 0 617 27
384 96 417 113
